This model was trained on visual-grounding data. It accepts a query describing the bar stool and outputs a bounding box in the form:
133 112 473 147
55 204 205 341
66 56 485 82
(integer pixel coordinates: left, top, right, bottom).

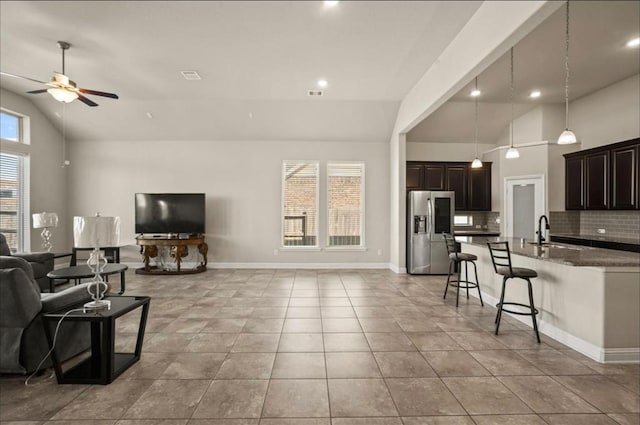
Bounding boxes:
443 233 483 307
486 241 540 343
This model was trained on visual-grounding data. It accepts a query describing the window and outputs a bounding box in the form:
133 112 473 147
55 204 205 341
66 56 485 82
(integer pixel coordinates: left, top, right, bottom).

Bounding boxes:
454 215 474 226
327 162 364 247
0 153 28 252
0 111 20 142
1 109 29 252
282 161 319 247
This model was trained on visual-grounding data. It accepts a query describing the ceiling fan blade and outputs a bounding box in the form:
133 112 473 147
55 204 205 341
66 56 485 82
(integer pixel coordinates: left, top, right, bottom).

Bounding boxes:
26 89 49 94
78 88 119 99
1 71 48 85
77 94 98 107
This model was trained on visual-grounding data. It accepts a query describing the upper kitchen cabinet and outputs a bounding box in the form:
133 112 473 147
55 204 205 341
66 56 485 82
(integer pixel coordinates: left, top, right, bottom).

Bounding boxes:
406 163 424 191
611 145 638 209
468 165 492 210
406 161 492 211
564 138 639 211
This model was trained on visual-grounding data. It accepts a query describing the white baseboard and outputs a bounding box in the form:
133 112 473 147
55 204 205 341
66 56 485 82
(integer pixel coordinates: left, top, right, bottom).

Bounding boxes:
389 264 407 274
473 291 639 364
123 262 390 270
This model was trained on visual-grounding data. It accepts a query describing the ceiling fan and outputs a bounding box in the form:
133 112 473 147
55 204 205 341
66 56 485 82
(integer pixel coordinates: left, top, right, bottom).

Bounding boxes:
0 41 119 107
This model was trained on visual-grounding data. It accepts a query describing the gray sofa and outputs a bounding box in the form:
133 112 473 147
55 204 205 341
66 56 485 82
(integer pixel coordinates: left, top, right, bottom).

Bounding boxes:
0 256 92 374
0 233 55 292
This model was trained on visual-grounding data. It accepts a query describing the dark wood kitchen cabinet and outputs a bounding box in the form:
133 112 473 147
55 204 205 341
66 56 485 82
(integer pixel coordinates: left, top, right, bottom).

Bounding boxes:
611 145 638 209
565 156 584 210
406 161 492 211
406 163 424 191
446 164 468 210
468 165 492 210
564 138 639 210
585 151 609 210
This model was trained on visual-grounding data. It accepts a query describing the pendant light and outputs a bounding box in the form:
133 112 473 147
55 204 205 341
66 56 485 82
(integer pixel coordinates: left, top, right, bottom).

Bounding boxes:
471 77 483 168
505 47 520 159
558 0 577 145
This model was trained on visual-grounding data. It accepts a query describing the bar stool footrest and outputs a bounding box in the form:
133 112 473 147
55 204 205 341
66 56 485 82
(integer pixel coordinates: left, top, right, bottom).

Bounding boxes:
447 280 480 290
497 301 539 316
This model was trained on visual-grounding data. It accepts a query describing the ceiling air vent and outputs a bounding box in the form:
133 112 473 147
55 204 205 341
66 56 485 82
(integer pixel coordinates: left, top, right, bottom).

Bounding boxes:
308 90 324 96
180 70 202 81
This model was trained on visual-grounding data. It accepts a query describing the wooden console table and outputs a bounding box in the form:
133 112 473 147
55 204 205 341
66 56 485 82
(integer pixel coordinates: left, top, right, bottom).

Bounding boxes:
135 235 208 275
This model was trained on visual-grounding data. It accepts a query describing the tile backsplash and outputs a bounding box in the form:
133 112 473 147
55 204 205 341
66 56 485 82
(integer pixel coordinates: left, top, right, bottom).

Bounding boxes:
455 211 500 233
551 210 639 240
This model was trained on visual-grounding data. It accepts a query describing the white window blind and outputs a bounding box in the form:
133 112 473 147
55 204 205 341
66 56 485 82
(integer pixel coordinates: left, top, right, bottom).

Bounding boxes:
0 153 25 252
282 161 319 247
327 162 364 247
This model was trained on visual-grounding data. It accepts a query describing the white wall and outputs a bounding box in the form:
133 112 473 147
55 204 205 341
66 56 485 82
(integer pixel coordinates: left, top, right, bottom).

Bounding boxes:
406 142 496 162
67 139 390 266
571 74 640 149
0 89 69 251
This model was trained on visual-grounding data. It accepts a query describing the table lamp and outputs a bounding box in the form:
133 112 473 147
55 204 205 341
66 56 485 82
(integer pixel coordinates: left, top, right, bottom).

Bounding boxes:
32 212 58 252
73 213 120 312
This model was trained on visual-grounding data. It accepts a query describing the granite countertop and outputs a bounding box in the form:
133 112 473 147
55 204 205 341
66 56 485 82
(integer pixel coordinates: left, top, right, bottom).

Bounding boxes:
457 236 640 268
551 233 640 246
454 230 500 236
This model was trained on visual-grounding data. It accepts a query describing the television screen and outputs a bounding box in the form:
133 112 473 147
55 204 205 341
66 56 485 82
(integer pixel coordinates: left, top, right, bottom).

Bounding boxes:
135 193 205 234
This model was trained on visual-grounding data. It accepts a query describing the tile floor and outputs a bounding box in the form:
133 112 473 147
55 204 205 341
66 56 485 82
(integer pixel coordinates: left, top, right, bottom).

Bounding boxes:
1 269 639 425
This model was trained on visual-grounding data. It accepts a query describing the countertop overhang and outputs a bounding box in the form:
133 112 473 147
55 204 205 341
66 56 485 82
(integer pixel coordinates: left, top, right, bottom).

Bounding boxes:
457 236 640 268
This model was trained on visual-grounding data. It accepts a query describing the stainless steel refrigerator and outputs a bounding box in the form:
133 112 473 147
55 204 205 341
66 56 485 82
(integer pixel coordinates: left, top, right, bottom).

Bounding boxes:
407 190 455 274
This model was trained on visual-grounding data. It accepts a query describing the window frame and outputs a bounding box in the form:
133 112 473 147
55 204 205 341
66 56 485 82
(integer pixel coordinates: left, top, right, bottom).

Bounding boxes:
280 160 320 250
325 161 366 250
1 109 30 145
0 151 30 253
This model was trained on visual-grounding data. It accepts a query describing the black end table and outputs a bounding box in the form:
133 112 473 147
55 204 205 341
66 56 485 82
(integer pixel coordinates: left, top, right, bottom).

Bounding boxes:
42 295 150 385
47 264 128 294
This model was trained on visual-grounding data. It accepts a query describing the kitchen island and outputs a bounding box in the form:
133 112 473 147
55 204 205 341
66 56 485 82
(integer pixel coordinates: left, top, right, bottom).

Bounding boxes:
457 236 640 363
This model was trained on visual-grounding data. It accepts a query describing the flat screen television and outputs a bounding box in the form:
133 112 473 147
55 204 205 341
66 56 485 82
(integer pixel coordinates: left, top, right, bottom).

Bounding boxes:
135 193 205 234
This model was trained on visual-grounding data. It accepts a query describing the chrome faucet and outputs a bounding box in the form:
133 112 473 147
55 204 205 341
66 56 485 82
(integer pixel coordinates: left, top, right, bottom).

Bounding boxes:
537 215 550 246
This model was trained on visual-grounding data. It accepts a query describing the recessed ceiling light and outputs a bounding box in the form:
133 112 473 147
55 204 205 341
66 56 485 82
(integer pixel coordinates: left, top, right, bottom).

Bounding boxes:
470 89 481 97
324 1 339 7
317 79 328 88
529 90 541 98
626 37 640 48
146 112 154 119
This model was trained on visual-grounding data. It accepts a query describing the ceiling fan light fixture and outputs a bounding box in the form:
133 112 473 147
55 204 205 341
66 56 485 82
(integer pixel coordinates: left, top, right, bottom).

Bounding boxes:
47 88 78 103
558 129 577 145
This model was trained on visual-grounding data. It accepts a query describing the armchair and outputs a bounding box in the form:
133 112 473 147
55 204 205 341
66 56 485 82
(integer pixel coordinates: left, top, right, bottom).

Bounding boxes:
0 233 55 292
0 256 92 374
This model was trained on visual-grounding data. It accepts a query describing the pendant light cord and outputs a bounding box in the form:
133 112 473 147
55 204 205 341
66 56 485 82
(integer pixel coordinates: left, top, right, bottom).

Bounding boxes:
510 47 514 149
564 0 571 130
474 77 479 158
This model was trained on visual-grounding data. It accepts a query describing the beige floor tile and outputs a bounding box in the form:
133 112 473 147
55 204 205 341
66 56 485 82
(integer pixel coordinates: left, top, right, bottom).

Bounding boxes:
499 376 599 414
231 334 280 352
401 417 475 425
358 318 403 332
328 379 398 417
364 333 416 351
285 307 321 318
277 333 324 352
323 333 370 352
332 419 403 425
446 331 509 350
186 333 238 353
395 318 442 332
124 380 211 419
539 414 620 424
162 353 226 379
406 332 462 351
201 319 248 333
442 377 533 415
215 353 275 379
516 350 599 375
321 318 362 333
386 378 466 416
241 318 284 333
374 352 436 378
421 350 490 377
470 415 548 425
191 380 268 419
553 375 640 413
326 352 381 378
120 352 177 380
282 318 322 333
469 350 543 375
259 419 329 425
270 353 326 379
262 379 329 418
606 413 640 425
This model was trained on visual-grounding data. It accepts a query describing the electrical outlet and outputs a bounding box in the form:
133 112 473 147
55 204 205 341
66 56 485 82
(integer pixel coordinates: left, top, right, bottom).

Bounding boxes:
377 249 382 256
597 228 606 234
475 225 481 229
273 249 279 255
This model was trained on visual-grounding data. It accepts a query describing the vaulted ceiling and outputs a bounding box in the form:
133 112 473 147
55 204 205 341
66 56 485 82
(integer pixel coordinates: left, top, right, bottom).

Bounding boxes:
0 1 482 143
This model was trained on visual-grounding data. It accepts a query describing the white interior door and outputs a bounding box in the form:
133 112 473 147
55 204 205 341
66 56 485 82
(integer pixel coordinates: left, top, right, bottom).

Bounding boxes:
504 175 545 239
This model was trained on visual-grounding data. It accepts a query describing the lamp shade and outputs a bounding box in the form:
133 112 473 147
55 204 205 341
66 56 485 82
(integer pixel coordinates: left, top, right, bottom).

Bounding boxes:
73 216 120 248
557 129 577 145
47 88 79 103
33 212 59 229
505 147 520 159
